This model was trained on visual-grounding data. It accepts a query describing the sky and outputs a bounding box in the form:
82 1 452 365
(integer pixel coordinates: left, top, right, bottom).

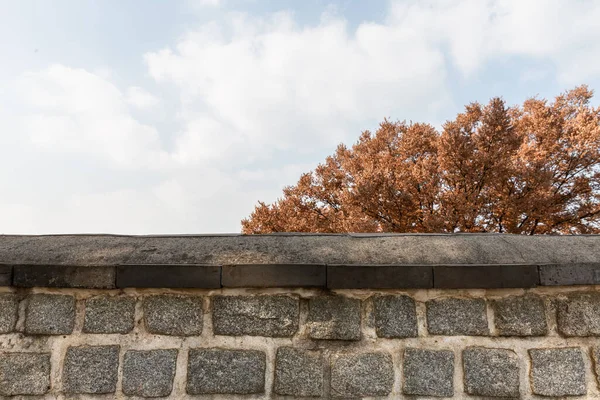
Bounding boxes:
1 0 600 234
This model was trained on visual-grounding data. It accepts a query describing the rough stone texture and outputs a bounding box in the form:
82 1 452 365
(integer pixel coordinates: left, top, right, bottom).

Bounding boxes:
0 265 12 286
187 349 266 394
426 297 489 336
492 294 548 336
117 264 221 288
222 264 326 287
403 348 454 397
434 264 538 288
307 296 361 340
557 292 600 336
62 345 120 394
122 349 178 397
273 347 323 397
13 264 115 288
0 352 51 396
83 295 136 334
463 347 519 398
539 262 600 285
529 347 586 397
25 293 75 335
330 352 394 398
590 348 600 390
143 294 203 336
373 294 418 338
327 264 432 288
212 295 299 337
4 233 600 267
0 294 18 333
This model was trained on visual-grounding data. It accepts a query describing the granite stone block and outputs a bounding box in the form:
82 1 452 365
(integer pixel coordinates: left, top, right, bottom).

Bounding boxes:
273 347 323 397
212 295 299 337
373 294 418 338
187 349 266 394
492 295 547 336
307 296 361 340
529 347 586 396
0 352 50 396
0 294 18 334
25 294 75 335
143 295 203 336
330 352 394 398
122 349 178 397
463 347 519 398
83 295 136 334
403 348 454 397
62 345 120 394
557 292 600 336
426 297 489 336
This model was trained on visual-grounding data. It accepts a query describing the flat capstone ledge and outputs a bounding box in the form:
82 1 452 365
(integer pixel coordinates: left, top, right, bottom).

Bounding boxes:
3 234 600 289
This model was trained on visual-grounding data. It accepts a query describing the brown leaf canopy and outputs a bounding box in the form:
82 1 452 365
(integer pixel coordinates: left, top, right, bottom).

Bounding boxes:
242 86 600 234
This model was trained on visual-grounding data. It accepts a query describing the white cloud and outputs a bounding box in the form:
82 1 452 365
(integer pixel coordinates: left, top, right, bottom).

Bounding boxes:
188 0 222 9
388 0 600 82
14 65 167 168
2 0 600 234
144 10 451 165
126 86 160 109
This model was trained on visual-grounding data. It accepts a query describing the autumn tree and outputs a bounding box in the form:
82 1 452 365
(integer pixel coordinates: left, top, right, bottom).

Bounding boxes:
242 86 600 234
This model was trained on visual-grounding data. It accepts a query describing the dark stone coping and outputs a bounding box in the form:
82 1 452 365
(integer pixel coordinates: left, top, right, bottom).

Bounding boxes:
1 261 600 289
1 234 600 288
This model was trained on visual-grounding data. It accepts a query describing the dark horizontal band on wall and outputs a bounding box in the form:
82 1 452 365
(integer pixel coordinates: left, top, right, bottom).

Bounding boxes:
2 263 600 289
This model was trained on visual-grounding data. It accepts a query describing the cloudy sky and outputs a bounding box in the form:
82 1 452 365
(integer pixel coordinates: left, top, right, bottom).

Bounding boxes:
1 0 600 234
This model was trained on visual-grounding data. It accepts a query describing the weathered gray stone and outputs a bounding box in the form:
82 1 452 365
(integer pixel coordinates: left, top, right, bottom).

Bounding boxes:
62 345 120 394
463 347 519 398
187 349 266 394
117 264 221 288
122 349 178 397
4 233 600 267
83 295 136 334
273 347 323 397
434 264 539 288
13 265 115 288
143 295 203 336
0 352 50 396
492 294 547 336
307 296 361 340
330 352 394 398
0 265 12 286
402 348 454 397
212 295 299 337
426 297 489 336
529 347 586 396
373 294 417 338
557 292 600 336
327 264 433 288
0 294 18 334
25 294 75 335
590 348 600 390
222 264 326 287
539 262 600 286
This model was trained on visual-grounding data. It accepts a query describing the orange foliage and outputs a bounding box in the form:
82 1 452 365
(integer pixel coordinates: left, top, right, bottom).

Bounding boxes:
242 86 600 234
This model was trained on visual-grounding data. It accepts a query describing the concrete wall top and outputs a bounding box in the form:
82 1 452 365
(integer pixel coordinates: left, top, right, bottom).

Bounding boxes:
1 234 599 289
1 233 599 266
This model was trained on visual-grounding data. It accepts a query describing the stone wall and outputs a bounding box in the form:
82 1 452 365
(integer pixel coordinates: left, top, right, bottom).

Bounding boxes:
3 234 600 399
2 286 600 398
